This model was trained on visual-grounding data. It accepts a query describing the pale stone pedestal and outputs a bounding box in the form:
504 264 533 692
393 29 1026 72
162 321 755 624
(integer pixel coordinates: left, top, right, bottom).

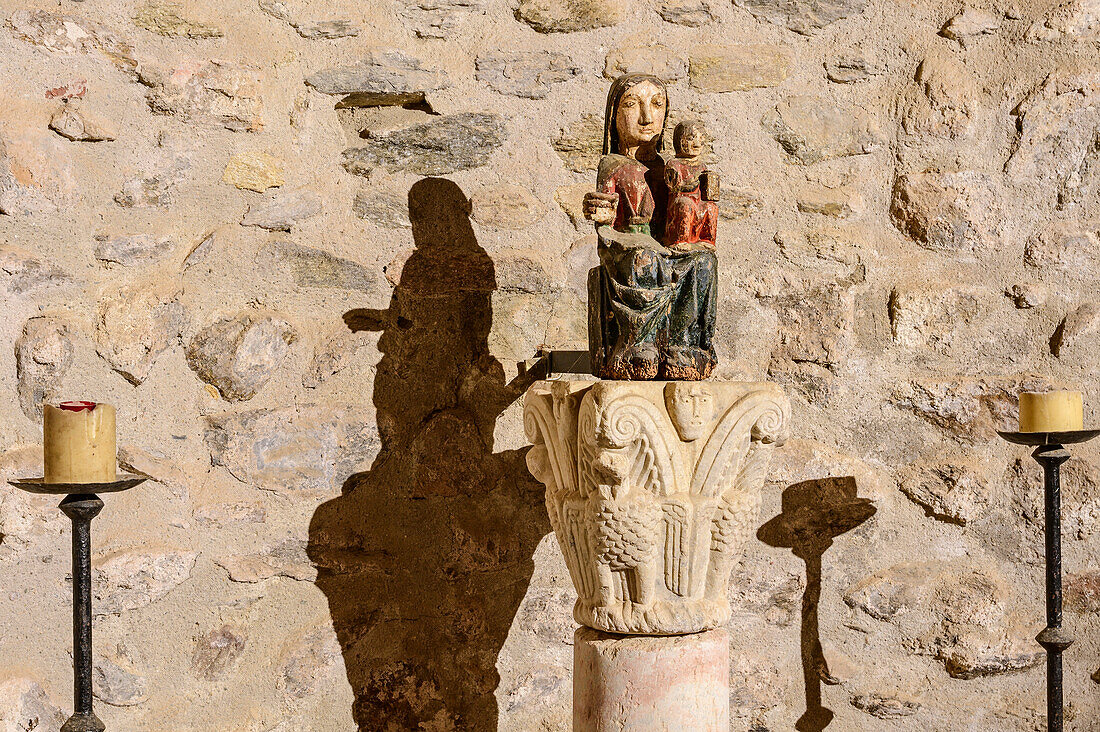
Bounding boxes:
574 627 730 731
525 379 789 730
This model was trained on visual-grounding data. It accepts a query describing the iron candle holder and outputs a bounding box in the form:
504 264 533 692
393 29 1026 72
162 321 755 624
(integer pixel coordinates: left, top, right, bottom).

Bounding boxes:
7 475 146 732
997 429 1100 732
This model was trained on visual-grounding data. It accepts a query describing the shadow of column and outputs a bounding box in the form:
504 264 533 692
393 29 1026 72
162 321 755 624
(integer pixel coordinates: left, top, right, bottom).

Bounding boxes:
308 178 549 730
758 477 876 732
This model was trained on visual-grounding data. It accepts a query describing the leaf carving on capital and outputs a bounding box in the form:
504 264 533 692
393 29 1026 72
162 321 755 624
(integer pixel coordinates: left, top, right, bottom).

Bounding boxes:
692 388 792 498
588 393 687 498
525 383 598 604
523 386 578 502
524 380 791 635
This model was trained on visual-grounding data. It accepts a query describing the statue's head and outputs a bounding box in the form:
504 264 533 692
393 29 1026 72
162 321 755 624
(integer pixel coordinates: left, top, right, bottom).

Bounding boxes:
673 120 706 159
603 73 668 159
664 382 717 442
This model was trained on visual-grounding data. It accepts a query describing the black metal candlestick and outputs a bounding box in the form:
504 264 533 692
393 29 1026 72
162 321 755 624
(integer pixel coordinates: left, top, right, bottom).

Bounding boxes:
8 476 145 732
998 429 1100 732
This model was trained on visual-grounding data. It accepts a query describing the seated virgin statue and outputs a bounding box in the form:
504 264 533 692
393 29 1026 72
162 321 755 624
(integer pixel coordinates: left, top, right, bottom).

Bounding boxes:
583 73 718 381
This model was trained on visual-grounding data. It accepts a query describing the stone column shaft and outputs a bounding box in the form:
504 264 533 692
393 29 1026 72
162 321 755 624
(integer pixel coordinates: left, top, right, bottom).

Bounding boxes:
573 627 730 731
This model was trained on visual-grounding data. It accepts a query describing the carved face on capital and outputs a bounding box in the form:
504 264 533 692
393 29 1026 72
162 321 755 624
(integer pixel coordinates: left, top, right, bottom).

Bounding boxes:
614 80 666 152
665 382 717 442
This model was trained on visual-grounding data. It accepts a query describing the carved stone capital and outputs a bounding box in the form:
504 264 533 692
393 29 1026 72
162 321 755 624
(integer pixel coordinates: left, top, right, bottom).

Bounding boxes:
524 379 791 635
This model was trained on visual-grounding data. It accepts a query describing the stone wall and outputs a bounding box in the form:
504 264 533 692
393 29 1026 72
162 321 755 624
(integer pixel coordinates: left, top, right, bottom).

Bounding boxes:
1 0 1099 729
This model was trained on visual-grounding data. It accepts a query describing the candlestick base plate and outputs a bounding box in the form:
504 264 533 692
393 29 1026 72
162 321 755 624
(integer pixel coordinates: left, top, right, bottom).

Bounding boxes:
61 711 106 732
996 429 1100 446
8 475 147 495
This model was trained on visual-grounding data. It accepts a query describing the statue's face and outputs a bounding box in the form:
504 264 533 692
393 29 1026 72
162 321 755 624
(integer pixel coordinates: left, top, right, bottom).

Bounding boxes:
680 128 704 158
665 382 716 442
615 80 665 151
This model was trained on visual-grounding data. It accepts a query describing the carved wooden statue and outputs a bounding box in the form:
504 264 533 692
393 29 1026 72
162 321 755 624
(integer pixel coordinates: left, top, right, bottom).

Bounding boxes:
585 73 720 382
665 121 719 250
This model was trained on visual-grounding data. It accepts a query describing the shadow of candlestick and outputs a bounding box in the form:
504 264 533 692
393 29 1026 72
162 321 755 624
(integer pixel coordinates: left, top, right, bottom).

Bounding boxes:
308 178 549 730
758 477 876 732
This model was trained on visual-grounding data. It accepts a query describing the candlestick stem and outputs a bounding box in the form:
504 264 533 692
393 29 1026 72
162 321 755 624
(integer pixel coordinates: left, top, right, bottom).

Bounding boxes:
1033 445 1071 732
58 494 105 732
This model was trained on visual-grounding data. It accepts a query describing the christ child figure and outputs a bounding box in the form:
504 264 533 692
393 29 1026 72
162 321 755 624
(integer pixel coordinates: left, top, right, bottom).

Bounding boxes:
664 120 719 250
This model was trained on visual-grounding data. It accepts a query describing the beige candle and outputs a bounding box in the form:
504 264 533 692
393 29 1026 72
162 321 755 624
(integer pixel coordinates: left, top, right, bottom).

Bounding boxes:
43 402 117 483
1018 391 1084 433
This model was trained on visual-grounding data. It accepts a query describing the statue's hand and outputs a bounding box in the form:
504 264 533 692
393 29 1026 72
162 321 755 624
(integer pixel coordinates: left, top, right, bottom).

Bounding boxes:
670 240 715 254
583 191 618 224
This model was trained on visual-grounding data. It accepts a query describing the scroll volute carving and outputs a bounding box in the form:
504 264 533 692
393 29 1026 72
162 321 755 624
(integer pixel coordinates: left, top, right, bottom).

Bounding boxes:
524 380 790 635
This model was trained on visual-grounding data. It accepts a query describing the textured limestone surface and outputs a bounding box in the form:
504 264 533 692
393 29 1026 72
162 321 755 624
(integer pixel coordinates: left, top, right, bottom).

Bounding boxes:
1 0 1100 730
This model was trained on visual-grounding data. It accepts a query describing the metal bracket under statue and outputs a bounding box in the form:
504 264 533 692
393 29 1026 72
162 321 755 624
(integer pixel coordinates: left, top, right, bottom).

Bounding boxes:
525 379 791 635
518 349 591 380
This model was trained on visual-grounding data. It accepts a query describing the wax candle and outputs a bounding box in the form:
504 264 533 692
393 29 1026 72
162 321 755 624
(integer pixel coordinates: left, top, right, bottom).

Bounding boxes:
1018 391 1084 433
43 402 117 483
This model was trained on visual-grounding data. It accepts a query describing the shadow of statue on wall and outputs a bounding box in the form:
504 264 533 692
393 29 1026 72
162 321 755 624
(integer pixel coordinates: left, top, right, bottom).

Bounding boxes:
758 477 876 732
308 177 549 730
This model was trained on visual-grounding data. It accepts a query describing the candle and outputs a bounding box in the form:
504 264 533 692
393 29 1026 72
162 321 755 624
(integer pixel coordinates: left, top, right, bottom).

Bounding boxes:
43 402 117 484
1018 391 1084 433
